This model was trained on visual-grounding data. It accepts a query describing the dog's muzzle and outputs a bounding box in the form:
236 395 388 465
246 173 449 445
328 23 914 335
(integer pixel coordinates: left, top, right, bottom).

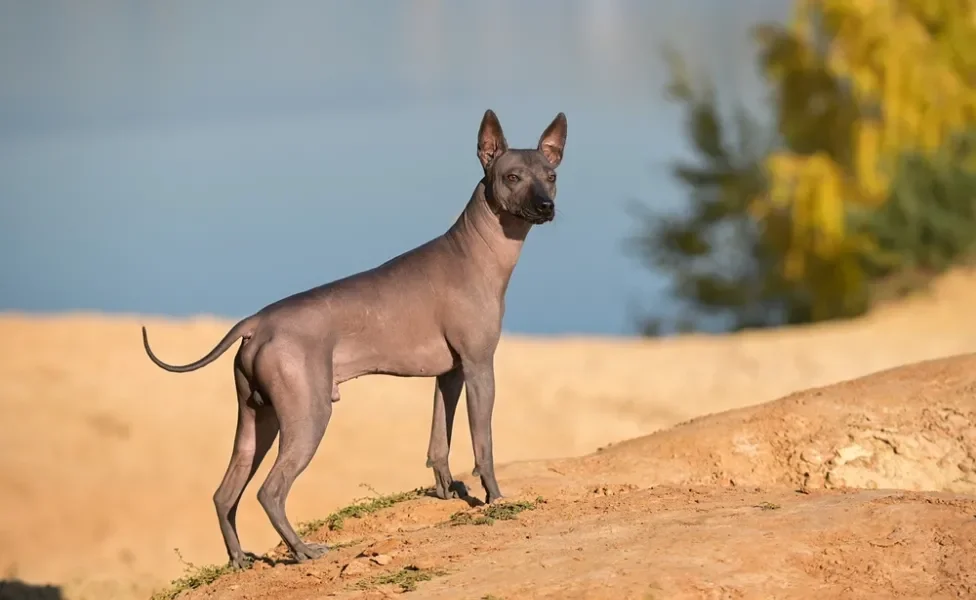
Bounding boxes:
532 198 555 223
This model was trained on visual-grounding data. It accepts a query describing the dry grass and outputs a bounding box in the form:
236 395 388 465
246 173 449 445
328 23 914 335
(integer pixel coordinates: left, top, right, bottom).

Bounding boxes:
353 565 449 593
449 496 546 526
149 550 238 600
296 486 431 536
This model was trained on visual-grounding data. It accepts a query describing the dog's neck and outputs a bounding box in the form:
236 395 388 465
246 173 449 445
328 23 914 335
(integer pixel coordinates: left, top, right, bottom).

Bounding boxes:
446 179 532 288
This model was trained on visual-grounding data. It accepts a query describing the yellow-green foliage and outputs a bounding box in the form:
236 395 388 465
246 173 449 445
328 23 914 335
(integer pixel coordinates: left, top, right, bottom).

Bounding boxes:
752 0 976 319
636 0 976 333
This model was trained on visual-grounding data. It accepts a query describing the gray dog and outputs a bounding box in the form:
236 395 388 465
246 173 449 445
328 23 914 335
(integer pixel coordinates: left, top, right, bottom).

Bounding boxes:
142 108 568 567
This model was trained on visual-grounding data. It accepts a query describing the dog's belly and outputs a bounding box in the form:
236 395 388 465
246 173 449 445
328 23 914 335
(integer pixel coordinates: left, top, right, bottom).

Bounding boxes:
332 333 457 384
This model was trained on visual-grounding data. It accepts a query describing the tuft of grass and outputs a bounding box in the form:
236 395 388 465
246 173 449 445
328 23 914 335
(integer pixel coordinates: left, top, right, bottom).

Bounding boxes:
482 497 545 522
755 501 781 511
449 511 492 526
355 565 447 593
449 496 546 527
149 549 239 600
297 485 431 536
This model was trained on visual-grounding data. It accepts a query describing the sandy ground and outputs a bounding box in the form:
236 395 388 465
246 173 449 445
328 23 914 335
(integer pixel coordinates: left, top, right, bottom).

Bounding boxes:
177 352 976 599
1 269 975 599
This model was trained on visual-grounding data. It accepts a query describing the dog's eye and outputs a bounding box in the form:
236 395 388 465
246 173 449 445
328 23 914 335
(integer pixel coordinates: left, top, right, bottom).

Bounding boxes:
506 173 520 183
547 171 557 182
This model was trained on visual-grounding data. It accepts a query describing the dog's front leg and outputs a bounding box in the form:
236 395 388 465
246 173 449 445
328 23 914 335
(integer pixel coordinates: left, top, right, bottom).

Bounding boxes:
426 368 467 499
462 359 503 504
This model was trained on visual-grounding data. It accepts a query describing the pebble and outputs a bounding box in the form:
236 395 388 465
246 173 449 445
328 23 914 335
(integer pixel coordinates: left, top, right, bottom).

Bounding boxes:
408 557 438 570
340 559 371 578
801 448 823 465
361 538 401 557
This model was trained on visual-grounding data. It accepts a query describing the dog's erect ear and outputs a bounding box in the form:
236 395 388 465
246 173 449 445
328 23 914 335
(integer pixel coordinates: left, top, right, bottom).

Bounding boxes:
537 112 567 168
477 109 508 170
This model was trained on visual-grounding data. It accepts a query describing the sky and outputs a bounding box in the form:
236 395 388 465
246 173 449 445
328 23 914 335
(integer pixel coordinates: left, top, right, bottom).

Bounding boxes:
0 0 790 335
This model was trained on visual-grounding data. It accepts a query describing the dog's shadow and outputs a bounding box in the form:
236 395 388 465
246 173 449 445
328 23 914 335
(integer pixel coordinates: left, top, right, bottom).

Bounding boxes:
422 481 483 508
0 579 64 600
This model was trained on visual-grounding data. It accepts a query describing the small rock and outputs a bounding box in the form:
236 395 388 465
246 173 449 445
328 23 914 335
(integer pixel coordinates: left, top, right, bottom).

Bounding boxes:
361 538 401 557
800 448 823 466
946 413 969 429
340 559 371 578
408 557 437 571
592 483 638 496
370 554 392 566
834 444 872 466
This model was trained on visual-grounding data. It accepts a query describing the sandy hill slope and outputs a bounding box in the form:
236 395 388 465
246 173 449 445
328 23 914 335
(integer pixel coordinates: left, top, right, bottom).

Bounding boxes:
170 352 976 599
0 268 975 599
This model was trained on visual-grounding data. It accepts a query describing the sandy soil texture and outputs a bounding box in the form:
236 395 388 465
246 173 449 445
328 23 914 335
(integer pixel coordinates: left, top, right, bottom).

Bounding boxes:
165 351 976 599
1 269 975 599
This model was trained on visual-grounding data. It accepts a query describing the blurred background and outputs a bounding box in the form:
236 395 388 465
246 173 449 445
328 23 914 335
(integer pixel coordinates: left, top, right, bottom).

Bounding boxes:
3 1 972 337
2 2 975 600
0 0 795 336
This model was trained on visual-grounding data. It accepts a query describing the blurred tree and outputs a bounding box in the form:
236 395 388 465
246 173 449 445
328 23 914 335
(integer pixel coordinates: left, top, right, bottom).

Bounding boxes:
633 0 976 334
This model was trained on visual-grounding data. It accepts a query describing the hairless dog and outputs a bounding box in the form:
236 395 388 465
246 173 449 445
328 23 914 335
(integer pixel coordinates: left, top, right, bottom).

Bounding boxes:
141 109 568 568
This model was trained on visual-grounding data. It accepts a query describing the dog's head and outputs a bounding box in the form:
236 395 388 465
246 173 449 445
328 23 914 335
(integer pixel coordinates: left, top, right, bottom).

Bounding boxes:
476 109 567 225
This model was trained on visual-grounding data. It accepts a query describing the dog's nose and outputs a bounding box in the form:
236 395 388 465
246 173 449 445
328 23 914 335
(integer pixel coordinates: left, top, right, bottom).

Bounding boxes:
537 199 554 214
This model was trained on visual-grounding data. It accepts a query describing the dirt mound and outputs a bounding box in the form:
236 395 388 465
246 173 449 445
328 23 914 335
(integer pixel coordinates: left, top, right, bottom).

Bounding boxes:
513 351 976 496
161 353 976 600
168 488 976 600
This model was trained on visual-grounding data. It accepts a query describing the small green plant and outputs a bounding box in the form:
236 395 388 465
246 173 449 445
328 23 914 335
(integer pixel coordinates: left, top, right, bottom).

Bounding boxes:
449 496 546 527
297 485 431 536
355 565 447 593
755 501 781 511
481 498 543 523
149 549 239 600
449 510 492 526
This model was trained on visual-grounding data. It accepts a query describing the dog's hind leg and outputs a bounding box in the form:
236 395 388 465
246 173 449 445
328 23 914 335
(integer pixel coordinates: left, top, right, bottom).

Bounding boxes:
255 345 332 562
213 363 279 569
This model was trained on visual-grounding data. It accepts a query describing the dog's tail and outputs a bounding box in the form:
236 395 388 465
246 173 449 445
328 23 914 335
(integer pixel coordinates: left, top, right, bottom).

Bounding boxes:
142 317 255 373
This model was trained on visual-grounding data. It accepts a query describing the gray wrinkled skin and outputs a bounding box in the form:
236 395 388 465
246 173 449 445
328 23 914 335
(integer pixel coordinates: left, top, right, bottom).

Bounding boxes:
141 109 568 568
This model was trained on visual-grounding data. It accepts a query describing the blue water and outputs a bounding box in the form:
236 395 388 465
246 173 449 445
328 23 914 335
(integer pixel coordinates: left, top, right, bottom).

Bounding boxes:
0 0 788 335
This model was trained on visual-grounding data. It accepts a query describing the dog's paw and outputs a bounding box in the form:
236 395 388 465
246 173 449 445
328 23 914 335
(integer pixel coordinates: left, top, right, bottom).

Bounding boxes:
228 552 256 571
486 491 505 505
293 542 329 562
434 483 456 500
